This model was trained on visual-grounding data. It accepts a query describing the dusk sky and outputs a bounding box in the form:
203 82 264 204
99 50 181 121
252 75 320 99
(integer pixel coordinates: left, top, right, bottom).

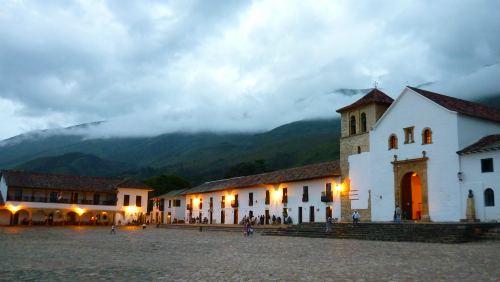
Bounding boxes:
1 0 500 139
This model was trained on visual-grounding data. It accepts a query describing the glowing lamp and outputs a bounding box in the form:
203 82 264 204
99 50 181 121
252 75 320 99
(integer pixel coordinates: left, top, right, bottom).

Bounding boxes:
335 184 342 192
7 205 21 214
273 189 281 198
193 198 200 206
74 207 86 216
226 194 234 202
126 206 138 214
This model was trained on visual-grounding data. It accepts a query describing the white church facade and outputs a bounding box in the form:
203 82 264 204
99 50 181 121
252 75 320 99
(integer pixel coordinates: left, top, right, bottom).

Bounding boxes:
151 86 500 224
345 87 500 222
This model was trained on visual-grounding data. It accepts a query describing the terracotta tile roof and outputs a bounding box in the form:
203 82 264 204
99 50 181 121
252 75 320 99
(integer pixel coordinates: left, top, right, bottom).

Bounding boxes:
186 161 340 194
0 170 150 193
116 178 152 190
408 86 500 123
457 134 500 155
156 189 190 198
336 88 394 113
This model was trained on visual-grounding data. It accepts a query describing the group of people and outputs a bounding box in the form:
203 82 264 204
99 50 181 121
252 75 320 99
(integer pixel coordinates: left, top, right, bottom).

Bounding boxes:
240 216 255 236
352 210 360 224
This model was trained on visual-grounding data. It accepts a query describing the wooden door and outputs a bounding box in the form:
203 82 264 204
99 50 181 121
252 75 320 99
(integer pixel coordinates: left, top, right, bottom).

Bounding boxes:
309 206 315 222
265 210 270 224
298 207 303 224
233 209 238 224
221 210 225 224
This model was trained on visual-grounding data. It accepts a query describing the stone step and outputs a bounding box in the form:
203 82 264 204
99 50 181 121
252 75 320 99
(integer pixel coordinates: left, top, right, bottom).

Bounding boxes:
261 222 500 243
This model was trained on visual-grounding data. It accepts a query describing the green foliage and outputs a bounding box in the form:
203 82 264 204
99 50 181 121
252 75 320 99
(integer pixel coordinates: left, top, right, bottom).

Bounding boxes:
144 174 190 196
3 118 342 185
224 160 269 178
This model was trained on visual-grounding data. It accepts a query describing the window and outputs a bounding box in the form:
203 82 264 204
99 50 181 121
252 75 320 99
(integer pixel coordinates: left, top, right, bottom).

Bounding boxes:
210 197 213 209
350 116 356 135
360 112 367 133
249 192 253 206
265 190 270 205
481 158 494 173
302 186 309 202
199 198 202 209
357 146 361 154
221 195 226 208
173 199 181 207
93 193 100 205
282 188 288 204
388 134 398 150
422 128 432 144
71 192 79 204
136 196 142 207
404 127 414 144
159 199 164 211
168 199 172 208
485 188 495 206
124 195 130 206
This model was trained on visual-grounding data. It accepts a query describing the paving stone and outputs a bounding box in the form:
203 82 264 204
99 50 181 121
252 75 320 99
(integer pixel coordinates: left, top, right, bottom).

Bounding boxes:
0 226 499 281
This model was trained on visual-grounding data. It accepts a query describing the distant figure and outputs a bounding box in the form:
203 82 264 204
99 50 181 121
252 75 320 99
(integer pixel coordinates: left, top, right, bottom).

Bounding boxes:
142 223 147 229
352 211 360 224
395 205 402 223
325 217 332 232
272 215 276 225
110 224 116 235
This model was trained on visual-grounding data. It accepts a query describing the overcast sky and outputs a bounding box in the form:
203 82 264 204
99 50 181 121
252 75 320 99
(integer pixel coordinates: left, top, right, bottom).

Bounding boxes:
1 0 500 139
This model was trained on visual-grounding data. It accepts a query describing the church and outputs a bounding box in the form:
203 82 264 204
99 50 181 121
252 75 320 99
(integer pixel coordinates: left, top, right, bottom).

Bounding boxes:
152 86 500 224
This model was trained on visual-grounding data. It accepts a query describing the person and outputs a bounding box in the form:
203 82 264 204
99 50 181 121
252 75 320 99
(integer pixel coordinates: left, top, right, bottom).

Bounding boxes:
325 217 332 232
272 215 276 225
352 211 360 224
142 223 147 229
395 205 402 223
110 224 116 235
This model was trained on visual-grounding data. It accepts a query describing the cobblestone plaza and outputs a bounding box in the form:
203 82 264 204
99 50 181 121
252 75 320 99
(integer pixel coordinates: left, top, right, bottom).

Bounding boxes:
0 226 499 281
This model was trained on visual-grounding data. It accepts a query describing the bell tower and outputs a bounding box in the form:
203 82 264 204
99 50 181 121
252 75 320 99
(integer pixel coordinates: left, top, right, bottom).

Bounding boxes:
336 88 393 221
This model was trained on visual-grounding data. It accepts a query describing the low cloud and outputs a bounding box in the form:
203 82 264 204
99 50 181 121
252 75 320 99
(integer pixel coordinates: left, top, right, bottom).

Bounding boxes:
1 0 500 139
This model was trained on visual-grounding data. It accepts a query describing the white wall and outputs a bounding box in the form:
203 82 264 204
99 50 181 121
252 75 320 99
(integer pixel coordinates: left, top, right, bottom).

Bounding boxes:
369 88 462 221
185 176 341 225
0 176 7 203
348 152 371 210
460 150 500 222
116 188 149 224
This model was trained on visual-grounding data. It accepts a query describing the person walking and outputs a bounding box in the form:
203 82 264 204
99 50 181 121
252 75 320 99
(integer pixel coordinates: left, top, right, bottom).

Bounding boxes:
395 205 402 223
110 224 116 235
354 211 360 224
325 217 332 233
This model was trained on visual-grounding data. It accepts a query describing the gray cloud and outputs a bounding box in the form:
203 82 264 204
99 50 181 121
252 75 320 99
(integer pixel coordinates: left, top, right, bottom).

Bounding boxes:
1 0 500 139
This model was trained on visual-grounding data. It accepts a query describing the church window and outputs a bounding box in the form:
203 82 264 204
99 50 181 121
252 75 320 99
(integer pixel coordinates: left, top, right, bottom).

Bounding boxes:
481 158 494 173
484 188 495 207
360 113 367 133
422 128 432 144
388 134 398 150
404 127 414 144
350 116 356 135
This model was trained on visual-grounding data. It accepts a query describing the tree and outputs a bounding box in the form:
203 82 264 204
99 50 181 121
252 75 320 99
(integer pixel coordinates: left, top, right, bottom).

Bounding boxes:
224 160 268 178
145 174 190 196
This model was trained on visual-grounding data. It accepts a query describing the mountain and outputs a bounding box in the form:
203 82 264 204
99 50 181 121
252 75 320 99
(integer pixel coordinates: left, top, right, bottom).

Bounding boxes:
16 152 138 177
1 119 341 185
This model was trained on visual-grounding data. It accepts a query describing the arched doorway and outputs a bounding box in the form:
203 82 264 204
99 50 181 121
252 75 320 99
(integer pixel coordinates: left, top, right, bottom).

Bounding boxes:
66 211 78 225
401 172 423 220
0 209 11 225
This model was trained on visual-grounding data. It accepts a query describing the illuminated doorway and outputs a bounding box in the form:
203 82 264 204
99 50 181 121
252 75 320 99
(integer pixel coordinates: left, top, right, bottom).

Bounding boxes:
401 172 423 220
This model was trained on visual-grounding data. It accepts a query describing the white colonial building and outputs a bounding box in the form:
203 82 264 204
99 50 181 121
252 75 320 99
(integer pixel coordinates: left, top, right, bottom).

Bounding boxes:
0 170 151 225
345 87 500 222
151 86 500 224
152 162 342 225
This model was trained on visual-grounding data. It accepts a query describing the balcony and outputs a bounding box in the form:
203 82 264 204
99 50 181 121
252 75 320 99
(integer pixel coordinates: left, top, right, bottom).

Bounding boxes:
230 200 239 208
321 191 333 203
8 196 116 206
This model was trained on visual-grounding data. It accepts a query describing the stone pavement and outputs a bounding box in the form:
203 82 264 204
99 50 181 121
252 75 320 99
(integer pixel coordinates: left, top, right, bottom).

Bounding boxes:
0 226 499 281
